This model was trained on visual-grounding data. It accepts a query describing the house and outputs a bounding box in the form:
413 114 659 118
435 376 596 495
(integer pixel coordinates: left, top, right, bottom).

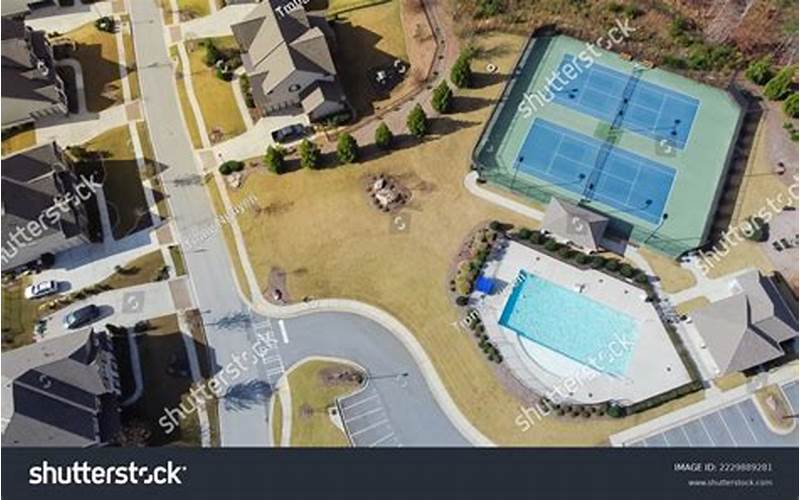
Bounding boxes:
692 270 798 376
1 142 98 272
231 0 347 121
1 329 122 447
2 9 69 131
541 198 610 252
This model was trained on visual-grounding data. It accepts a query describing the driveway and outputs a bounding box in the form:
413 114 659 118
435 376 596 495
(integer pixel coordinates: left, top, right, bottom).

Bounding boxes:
127 0 471 447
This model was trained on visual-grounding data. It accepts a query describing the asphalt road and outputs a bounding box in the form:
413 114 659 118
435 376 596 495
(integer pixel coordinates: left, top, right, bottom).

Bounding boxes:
127 0 468 447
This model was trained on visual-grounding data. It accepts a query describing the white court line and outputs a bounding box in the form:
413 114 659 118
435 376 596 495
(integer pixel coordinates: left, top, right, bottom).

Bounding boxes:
278 319 289 344
679 424 694 446
369 432 397 447
344 407 384 423
342 393 379 411
350 419 389 437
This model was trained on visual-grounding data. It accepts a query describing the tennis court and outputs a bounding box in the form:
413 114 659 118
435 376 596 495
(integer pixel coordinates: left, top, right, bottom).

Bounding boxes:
552 55 700 149
518 119 675 224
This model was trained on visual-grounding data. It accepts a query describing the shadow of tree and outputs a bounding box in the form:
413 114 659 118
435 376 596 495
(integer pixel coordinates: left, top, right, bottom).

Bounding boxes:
223 380 273 411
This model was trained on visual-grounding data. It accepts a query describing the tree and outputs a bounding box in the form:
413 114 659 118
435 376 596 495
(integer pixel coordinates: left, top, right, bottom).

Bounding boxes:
298 139 321 169
406 103 428 138
763 65 797 101
264 145 285 173
374 122 394 150
783 93 799 118
203 40 222 67
431 80 453 113
450 51 473 88
218 160 244 175
336 133 359 164
745 56 774 85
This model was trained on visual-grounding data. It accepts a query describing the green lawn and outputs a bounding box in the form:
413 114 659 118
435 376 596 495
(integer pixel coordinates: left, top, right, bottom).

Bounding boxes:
169 245 187 276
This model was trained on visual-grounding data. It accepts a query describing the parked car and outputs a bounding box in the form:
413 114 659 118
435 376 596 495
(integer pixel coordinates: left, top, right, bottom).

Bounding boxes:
270 124 306 143
63 304 100 329
24 280 59 299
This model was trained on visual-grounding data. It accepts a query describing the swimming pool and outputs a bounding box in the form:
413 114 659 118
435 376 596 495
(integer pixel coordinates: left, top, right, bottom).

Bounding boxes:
499 271 639 376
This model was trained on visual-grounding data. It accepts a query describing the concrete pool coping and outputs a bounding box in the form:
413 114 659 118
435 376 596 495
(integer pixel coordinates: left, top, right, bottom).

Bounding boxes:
474 241 692 405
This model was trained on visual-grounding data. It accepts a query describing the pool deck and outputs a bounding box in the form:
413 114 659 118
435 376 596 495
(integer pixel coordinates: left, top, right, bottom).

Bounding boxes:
475 241 691 405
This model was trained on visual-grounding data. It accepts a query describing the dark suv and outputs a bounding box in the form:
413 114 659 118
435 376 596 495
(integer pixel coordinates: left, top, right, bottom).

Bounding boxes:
63 304 100 329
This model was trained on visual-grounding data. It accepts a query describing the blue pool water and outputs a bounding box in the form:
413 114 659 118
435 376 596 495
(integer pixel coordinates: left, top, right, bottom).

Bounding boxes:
517 119 676 225
499 271 639 376
552 54 699 149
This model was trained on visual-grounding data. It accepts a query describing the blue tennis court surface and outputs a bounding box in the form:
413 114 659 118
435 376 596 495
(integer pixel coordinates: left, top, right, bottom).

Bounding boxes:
518 119 676 224
552 55 699 149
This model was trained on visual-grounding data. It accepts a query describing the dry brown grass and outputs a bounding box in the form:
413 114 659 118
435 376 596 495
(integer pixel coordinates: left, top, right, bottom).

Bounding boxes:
1 126 36 157
184 38 245 143
674 296 710 317
223 32 704 445
713 372 748 392
170 46 204 149
639 248 696 293
61 23 124 112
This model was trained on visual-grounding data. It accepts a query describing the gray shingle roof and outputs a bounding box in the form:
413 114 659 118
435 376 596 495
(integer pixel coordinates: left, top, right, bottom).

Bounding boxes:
2 17 65 128
693 270 799 375
1 329 121 447
541 198 609 250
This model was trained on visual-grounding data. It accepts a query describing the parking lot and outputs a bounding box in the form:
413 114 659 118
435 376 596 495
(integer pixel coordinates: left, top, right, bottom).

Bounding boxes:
339 386 401 447
628 381 798 447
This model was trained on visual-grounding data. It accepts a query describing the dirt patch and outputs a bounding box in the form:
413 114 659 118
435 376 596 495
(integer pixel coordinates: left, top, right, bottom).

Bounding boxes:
318 366 365 387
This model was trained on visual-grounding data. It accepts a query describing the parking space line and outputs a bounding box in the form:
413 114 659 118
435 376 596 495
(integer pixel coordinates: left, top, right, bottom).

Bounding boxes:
661 432 672 447
679 424 693 446
698 417 716 445
342 393 379 411
369 433 397 447
344 407 384 423
278 319 289 344
717 409 740 447
350 419 389 437
735 402 760 443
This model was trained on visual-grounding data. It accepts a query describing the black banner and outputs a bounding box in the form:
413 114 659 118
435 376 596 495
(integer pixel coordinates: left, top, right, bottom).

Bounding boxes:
2 448 797 500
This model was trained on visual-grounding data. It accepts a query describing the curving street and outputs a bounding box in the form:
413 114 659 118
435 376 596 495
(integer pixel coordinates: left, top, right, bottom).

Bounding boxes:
127 0 470 447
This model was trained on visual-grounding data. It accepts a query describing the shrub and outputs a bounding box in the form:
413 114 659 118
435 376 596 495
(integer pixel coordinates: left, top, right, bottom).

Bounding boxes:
763 66 797 100
264 145 285 173
455 296 469 307
406 104 429 138
544 239 560 252
783 93 799 118
558 246 575 259
529 230 545 245
589 255 606 269
450 51 473 88
634 273 649 284
94 16 116 33
687 43 738 71
517 228 533 240
575 253 590 265
203 41 222 67
218 160 244 175
474 0 504 18
298 139 321 169
619 263 636 278
745 216 769 242
215 67 233 81
431 80 453 113
239 75 255 108
374 122 394 150
604 259 621 272
336 133 359 164
745 57 774 85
